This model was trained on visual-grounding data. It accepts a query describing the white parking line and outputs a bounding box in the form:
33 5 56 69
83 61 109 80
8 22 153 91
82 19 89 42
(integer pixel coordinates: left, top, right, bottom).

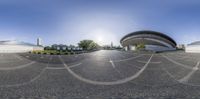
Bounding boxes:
162 54 193 70
46 67 65 70
137 60 161 64
165 54 192 60
68 63 82 68
113 55 144 62
59 54 154 85
179 61 200 83
108 58 124 75
0 55 53 87
0 61 36 70
0 67 47 88
109 58 115 68
161 62 200 87
14 55 23 60
161 65 180 82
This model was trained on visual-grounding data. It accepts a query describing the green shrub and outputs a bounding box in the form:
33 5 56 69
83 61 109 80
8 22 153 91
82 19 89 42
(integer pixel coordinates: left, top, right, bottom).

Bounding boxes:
50 53 54 55
31 50 71 55
64 52 69 55
57 52 60 55
136 43 145 50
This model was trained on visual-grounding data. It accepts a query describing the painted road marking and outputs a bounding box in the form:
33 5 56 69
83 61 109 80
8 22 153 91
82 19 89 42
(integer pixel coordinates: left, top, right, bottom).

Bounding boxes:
179 61 200 83
14 55 23 60
162 54 192 70
162 62 200 87
109 58 115 68
165 54 193 60
0 66 47 88
113 55 144 62
46 67 65 70
0 55 52 87
137 60 161 64
161 65 179 82
59 54 154 85
0 61 36 70
109 58 122 74
68 63 82 68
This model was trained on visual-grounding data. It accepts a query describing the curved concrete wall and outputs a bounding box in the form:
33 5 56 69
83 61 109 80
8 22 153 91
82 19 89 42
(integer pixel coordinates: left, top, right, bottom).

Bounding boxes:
0 45 44 53
185 45 200 53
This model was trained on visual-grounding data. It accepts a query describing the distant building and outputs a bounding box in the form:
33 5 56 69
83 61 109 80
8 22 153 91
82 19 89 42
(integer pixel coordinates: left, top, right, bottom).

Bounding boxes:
186 41 200 53
51 44 82 51
111 42 113 48
52 44 67 50
37 38 42 46
177 44 185 50
0 39 44 53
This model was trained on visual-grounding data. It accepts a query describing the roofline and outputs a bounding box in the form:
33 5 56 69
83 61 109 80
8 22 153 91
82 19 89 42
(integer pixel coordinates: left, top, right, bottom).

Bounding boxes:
120 30 177 46
0 40 42 47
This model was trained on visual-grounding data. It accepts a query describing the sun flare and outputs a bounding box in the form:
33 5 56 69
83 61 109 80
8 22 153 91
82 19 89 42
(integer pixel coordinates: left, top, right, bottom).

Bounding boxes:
92 29 112 45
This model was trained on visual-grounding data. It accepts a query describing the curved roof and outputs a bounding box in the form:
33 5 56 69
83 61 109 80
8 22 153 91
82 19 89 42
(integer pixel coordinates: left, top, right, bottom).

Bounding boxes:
120 30 177 46
188 41 200 45
0 40 39 47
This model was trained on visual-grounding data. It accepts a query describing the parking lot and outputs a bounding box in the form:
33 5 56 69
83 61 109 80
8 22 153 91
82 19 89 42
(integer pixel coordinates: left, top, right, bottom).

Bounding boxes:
1 50 200 98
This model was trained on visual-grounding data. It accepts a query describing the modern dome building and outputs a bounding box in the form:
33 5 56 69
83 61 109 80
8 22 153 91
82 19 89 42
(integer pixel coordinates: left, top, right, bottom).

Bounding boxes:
185 41 200 53
0 39 44 53
120 30 177 52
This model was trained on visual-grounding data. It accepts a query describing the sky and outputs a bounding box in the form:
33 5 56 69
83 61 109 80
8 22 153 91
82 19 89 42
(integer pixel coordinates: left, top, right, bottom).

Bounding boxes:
0 0 200 46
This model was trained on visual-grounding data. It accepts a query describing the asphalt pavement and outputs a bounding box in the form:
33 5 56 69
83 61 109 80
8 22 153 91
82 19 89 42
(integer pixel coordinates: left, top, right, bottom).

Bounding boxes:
0 50 200 99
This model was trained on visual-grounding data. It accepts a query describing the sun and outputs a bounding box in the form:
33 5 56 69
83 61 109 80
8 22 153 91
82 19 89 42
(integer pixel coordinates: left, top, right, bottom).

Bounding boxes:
90 28 116 46
96 36 103 44
92 29 108 45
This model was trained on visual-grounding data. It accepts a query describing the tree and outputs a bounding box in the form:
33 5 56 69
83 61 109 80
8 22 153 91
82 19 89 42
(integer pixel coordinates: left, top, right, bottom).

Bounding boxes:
78 40 99 50
136 43 145 50
68 45 75 48
44 46 52 50
88 42 99 50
